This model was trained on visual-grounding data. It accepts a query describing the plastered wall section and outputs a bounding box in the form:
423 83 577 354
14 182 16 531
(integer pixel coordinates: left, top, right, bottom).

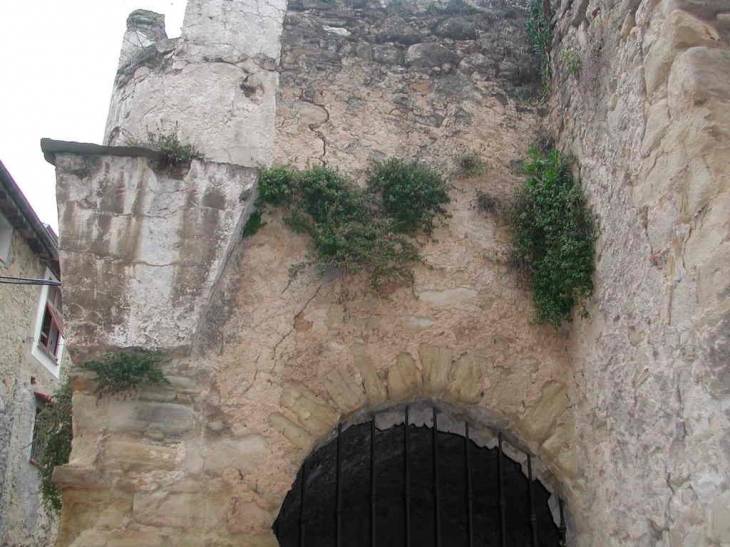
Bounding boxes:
0 230 64 546
54 153 258 356
104 0 286 167
549 0 730 544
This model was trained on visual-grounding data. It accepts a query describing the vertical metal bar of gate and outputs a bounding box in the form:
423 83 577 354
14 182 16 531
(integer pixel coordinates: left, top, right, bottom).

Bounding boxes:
404 406 410 547
465 422 473 547
299 459 307 547
497 433 506 547
336 423 343 547
370 418 376 547
559 498 567 546
528 454 539 547
433 407 441 547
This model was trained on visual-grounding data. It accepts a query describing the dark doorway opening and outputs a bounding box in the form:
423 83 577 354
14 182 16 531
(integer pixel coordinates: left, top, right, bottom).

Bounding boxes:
274 406 567 547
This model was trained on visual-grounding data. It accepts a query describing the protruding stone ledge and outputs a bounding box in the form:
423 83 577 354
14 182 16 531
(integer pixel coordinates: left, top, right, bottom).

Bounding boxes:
40 138 159 167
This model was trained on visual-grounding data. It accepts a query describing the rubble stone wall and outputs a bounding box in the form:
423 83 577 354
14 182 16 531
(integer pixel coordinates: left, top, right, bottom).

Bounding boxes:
549 0 730 544
0 230 62 546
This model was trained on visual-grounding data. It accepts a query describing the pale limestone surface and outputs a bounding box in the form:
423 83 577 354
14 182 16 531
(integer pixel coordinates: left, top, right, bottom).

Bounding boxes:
55 154 257 355
551 0 730 544
0 229 63 545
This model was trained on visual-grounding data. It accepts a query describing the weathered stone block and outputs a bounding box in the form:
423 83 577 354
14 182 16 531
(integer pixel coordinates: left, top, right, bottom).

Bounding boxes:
387 353 421 401
105 440 179 471
447 351 485 404
109 401 195 436
519 382 569 443
351 346 388 405
204 436 269 477
268 413 314 451
322 368 366 412
419 345 454 396
280 383 339 436
133 491 205 530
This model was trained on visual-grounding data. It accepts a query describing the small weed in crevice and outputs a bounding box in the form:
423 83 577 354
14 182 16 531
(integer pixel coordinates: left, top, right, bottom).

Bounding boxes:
35 379 72 515
146 125 204 170
562 49 582 76
82 350 168 398
509 149 596 327
455 151 486 178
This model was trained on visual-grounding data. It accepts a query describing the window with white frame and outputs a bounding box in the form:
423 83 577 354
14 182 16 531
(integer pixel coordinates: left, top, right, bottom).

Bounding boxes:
0 211 12 266
31 269 64 376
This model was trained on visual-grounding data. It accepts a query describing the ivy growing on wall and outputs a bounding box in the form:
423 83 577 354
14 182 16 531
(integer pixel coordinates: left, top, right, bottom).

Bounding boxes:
509 149 596 326
35 379 72 514
82 350 168 398
250 159 451 290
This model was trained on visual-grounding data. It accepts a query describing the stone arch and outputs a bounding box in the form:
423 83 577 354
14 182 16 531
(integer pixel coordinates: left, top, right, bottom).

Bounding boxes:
272 400 569 546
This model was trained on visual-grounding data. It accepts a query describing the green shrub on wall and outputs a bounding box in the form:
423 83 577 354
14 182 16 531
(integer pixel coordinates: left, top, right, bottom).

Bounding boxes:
253 160 451 290
82 350 168 397
510 149 596 326
35 379 73 514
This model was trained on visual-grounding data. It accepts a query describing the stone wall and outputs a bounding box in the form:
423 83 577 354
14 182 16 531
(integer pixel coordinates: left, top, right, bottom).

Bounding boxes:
53 148 258 356
51 0 589 545
549 0 730 544
104 0 286 167
0 229 62 545
48 0 730 544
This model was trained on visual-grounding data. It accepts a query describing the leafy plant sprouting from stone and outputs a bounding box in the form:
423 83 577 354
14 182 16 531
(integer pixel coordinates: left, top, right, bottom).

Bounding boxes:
455 151 486 178
562 49 582 76
146 126 204 169
252 159 451 290
525 0 553 89
509 149 596 326
35 379 73 515
82 350 168 398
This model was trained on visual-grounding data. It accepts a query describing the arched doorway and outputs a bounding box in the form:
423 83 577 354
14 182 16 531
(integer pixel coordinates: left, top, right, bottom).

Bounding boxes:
274 403 568 546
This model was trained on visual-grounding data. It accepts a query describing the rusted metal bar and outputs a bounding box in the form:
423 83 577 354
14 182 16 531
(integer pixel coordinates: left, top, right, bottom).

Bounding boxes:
528 454 539 547
498 433 506 547
404 406 410 547
433 407 441 547
370 418 376 547
336 423 343 547
465 422 473 547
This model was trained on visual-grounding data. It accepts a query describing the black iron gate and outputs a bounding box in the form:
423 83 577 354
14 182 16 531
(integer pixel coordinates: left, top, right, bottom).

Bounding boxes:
274 406 568 547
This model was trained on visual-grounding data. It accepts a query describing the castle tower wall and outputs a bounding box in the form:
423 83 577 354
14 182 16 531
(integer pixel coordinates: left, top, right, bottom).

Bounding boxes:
104 0 286 167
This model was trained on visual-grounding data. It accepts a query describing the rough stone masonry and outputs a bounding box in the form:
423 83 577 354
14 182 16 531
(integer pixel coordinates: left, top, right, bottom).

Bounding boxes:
40 0 729 545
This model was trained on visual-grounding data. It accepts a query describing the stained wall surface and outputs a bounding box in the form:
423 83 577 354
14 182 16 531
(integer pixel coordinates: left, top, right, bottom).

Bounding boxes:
0 229 63 546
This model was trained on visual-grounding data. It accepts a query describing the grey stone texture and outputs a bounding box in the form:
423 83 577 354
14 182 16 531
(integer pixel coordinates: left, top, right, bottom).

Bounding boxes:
550 0 730 544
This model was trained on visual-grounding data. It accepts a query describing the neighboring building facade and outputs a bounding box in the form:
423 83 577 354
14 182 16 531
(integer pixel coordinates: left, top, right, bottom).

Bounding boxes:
0 160 68 546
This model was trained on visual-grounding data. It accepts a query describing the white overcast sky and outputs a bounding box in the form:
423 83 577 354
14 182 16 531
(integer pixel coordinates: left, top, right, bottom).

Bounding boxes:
0 0 187 232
